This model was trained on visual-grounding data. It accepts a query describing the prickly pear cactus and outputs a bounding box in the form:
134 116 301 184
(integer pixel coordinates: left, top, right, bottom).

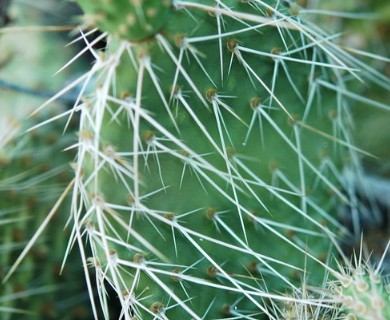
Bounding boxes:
271 252 390 320
333 263 390 320
29 0 389 319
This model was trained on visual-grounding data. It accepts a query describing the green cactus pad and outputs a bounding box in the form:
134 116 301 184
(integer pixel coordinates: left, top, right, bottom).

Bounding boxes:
76 0 172 41
64 0 390 318
335 266 390 320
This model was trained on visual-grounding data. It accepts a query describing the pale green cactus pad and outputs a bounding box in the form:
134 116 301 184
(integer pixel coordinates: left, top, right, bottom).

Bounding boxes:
0 112 93 319
76 0 172 41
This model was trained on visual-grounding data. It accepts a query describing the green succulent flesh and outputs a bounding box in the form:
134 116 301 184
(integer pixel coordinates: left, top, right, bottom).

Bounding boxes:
76 0 172 41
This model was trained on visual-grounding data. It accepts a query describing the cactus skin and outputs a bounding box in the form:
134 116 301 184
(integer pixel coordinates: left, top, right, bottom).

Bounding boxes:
76 0 172 41
271 253 390 320
6 0 386 319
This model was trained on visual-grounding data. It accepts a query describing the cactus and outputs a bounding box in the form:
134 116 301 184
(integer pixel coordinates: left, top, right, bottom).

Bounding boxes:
270 233 390 320
270 256 390 320
43 0 388 318
331 257 390 320
0 2 95 318
0 110 97 319
2 0 390 319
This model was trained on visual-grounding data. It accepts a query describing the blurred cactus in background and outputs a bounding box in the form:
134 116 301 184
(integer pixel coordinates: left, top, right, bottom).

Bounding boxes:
1 0 389 319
